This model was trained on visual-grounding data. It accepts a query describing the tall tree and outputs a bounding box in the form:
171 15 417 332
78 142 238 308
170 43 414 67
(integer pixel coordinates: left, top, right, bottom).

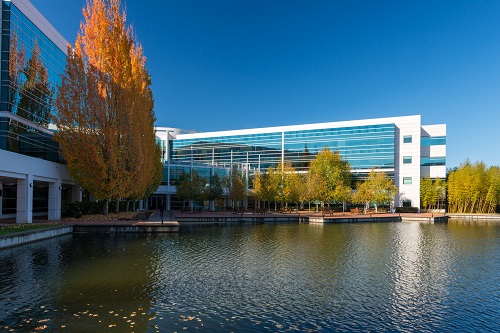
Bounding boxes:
420 175 446 210
53 0 161 213
447 160 500 213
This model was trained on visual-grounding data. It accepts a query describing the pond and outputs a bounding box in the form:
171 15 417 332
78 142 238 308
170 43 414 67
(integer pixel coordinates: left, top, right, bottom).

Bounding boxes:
0 222 499 332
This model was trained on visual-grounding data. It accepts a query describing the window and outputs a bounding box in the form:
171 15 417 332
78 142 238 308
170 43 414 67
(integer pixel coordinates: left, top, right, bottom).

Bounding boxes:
403 156 412 164
403 177 412 185
403 135 412 143
402 200 412 207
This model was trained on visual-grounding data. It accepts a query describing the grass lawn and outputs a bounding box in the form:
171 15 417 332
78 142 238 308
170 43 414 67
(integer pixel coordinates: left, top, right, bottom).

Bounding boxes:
0 223 60 236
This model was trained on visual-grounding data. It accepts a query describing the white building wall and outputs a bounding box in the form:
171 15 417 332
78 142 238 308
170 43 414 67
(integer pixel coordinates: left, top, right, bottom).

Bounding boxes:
394 116 421 208
0 149 75 222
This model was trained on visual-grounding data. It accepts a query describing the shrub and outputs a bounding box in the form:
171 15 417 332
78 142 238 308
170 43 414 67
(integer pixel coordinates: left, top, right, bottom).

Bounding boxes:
395 206 419 213
66 202 83 218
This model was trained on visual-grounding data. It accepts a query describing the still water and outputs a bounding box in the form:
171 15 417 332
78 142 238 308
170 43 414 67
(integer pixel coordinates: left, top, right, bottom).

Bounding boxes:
0 222 499 332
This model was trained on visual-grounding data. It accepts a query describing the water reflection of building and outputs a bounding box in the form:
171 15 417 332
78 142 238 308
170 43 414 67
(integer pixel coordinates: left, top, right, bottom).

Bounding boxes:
152 115 446 210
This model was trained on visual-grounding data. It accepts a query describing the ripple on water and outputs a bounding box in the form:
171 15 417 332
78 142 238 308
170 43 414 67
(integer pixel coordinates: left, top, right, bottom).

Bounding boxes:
0 224 499 332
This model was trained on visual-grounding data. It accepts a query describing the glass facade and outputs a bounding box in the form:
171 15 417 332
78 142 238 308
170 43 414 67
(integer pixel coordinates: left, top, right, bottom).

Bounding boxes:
0 1 65 162
421 136 446 146
173 132 283 172
420 157 446 166
420 135 446 167
172 124 395 179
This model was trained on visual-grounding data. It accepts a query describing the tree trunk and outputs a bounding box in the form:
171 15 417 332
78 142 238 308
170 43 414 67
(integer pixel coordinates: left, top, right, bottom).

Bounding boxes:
115 200 120 213
102 199 109 215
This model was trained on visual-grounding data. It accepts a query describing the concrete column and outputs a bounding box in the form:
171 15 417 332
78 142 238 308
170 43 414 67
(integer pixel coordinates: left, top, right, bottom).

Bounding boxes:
71 185 82 202
48 179 62 220
16 174 33 224
167 194 171 211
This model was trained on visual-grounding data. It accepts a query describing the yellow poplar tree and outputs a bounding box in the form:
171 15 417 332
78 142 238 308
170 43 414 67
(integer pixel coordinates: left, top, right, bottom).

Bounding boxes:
309 147 352 207
54 0 161 213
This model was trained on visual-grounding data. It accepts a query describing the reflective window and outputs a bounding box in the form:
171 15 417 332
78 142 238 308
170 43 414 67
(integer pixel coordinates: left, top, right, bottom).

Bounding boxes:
403 156 412 164
403 177 412 185
420 157 446 166
173 124 396 180
403 135 412 143
421 136 446 146
0 2 66 163
0 117 62 163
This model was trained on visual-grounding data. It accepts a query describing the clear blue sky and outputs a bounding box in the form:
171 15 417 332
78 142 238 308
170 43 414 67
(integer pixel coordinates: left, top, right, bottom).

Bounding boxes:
30 0 500 169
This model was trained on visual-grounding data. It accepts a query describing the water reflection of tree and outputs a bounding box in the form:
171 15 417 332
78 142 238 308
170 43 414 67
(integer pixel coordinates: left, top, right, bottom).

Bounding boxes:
8 32 25 115
7 34 54 154
18 42 54 127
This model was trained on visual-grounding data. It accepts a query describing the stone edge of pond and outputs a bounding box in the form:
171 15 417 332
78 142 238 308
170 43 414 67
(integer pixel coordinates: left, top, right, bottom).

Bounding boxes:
0 225 73 250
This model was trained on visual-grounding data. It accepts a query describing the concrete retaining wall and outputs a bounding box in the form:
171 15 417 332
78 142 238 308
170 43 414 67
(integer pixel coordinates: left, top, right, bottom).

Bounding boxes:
447 214 500 221
73 223 179 233
0 225 73 249
401 216 449 223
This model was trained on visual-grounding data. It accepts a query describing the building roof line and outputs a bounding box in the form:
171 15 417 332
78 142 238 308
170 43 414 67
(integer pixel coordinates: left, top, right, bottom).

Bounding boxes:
177 115 421 140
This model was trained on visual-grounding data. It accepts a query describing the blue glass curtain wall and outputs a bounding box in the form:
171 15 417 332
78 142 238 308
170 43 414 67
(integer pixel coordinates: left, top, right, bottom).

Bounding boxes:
0 1 66 163
164 164 230 186
420 157 446 166
421 136 446 146
172 124 396 180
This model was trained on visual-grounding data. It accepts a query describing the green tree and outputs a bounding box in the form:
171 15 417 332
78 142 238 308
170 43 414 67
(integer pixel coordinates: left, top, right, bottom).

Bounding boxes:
309 147 351 207
176 170 206 209
205 173 223 210
225 165 247 209
353 168 398 212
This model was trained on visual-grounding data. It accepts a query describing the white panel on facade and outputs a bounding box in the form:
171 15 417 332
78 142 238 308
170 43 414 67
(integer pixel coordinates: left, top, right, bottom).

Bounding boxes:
429 145 446 157
421 124 446 136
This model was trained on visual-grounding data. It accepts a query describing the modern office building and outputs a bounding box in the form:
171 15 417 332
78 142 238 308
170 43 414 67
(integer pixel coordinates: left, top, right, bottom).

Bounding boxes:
153 115 446 210
0 0 77 223
0 1 446 222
